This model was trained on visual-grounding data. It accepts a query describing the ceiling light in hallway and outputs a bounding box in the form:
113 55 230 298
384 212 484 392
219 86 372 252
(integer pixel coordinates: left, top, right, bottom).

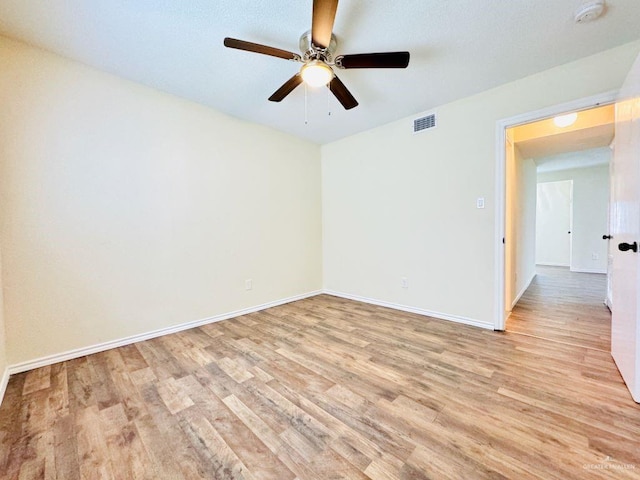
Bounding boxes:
554 112 578 128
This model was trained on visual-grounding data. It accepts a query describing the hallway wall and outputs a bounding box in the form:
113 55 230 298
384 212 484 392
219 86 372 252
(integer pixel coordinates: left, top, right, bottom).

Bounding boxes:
506 135 537 309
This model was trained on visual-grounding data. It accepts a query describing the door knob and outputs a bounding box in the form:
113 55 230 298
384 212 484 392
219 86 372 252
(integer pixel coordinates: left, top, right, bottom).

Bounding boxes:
618 241 638 253
603 235 613 240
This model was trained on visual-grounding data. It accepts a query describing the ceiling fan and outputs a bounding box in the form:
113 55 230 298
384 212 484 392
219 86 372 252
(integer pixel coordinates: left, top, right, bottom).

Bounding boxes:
223 0 410 110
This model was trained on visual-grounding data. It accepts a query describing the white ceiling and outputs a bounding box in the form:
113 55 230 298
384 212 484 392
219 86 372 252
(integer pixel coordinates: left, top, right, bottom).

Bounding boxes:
1 1 639 144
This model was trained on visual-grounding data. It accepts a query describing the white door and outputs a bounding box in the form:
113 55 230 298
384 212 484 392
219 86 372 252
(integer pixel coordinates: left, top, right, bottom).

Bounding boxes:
535 181 572 267
611 53 640 403
606 153 614 310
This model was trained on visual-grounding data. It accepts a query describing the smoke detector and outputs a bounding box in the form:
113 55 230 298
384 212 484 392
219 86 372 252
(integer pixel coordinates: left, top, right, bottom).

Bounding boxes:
574 0 605 23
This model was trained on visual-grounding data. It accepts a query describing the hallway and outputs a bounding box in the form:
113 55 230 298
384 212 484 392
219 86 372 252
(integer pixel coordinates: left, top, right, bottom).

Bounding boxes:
507 266 610 352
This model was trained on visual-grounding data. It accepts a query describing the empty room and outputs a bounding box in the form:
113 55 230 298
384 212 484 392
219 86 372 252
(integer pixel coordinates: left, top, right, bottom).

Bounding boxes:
1 1 640 478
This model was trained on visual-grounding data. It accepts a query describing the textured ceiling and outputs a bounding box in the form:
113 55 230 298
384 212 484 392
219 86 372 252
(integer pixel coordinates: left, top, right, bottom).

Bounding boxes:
1 0 640 144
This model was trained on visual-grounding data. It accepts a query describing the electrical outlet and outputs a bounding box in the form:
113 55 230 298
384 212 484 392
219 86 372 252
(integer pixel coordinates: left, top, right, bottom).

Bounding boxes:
245 279 253 290
401 277 408 289
592 253 599 260
476 197 485 209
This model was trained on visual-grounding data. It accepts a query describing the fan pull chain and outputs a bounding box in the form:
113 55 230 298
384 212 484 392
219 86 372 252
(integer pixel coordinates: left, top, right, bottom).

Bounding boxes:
327 87 331 116
304 83 308 125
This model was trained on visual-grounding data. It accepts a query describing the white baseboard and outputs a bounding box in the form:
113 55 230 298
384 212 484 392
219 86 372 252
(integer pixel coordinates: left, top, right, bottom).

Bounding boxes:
7 290 322 377
512 272 536 309
323 290 494 330
570 268 607 274
0 367 9 407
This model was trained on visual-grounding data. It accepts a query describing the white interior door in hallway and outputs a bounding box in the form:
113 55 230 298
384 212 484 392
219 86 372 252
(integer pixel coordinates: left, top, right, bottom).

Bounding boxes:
536 180 572 267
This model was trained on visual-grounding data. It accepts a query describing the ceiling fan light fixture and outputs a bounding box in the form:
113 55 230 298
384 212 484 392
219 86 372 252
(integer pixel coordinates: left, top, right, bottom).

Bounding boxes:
553 112 578 128
301 60 333 87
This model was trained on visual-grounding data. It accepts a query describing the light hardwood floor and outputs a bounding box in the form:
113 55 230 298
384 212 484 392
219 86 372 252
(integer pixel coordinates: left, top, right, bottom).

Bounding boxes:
507 266 610 351
1 289 639 478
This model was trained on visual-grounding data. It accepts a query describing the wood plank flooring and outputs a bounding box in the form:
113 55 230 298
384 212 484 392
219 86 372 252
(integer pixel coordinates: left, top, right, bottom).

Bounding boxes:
1 291 639 479
507 266 610 351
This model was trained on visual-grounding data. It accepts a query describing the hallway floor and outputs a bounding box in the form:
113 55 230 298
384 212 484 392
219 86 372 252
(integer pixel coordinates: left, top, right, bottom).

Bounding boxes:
507 265 610 352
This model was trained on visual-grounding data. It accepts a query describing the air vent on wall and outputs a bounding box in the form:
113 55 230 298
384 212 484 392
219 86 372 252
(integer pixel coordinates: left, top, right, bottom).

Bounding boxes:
413 112 436 133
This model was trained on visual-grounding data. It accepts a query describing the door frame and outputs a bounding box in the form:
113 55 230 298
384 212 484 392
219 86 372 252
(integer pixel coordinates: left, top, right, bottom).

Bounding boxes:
494 90 618 331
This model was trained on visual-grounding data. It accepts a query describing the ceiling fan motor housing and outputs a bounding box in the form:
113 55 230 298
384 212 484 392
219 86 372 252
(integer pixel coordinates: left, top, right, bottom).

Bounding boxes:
299 30 338 61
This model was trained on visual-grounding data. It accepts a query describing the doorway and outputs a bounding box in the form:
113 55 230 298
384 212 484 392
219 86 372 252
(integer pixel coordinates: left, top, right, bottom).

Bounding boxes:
494 92 616 333
503 105 613 348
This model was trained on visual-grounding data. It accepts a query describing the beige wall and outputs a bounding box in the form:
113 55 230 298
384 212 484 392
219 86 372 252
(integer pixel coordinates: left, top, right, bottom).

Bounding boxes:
514 154 538 307
0 37 322 365
505 137 537 310
538 164 610 273
0 245 7 382
322 40 640 326
504 132 516 311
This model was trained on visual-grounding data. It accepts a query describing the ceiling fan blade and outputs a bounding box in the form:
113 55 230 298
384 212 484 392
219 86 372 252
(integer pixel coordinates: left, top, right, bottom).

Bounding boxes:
224 37 299 61
312 0 339 49
329 75 358 110
268 74 304 102
336 52 410 69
